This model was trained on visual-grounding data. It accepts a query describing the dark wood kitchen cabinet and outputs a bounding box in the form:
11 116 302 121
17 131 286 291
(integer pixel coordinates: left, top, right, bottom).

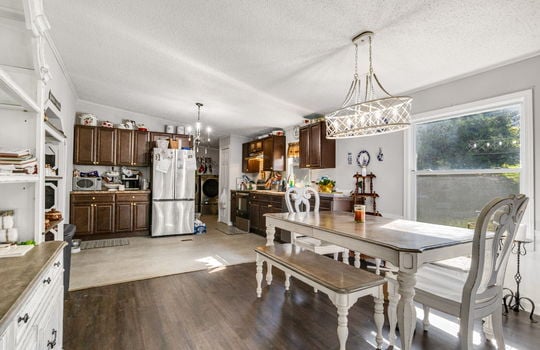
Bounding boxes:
242 135 286 173
248 192 285 238
116 129 150 166
74 125 116 165
230 191 237 225
70 193 115 236
150 132 191 149
242 143 260 173
71 192 150 239
299 121 335 169
115 193 151 232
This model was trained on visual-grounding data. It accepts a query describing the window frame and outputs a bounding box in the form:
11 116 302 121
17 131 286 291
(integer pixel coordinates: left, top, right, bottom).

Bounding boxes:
404 89 534 238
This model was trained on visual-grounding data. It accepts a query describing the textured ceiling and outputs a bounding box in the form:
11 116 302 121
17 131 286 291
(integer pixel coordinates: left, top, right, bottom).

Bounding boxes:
44 0 540 139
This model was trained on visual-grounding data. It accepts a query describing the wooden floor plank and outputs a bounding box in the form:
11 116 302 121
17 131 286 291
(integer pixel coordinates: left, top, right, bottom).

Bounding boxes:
64 263 539 350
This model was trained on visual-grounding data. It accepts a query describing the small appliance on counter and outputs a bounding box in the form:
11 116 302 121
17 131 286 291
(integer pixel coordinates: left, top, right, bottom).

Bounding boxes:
72 176 101 191
121 174 140 189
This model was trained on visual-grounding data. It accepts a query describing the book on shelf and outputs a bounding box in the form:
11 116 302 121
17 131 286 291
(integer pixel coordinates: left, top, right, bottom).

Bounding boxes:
0 147 31 158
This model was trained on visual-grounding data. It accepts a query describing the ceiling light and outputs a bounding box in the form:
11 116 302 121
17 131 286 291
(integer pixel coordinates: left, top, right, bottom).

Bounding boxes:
325 31 412 138
188 102 211 154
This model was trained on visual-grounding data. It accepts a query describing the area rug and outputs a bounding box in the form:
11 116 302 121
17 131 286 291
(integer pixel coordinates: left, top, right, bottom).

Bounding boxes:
69 221 266 291
80 238 129 250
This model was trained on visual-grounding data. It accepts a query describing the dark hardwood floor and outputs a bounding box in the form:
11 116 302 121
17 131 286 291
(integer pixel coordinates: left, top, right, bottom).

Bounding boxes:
64 263 539 350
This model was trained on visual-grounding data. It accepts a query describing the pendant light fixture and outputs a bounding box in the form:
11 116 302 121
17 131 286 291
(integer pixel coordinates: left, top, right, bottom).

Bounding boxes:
186 102 211 154
325 31 412 138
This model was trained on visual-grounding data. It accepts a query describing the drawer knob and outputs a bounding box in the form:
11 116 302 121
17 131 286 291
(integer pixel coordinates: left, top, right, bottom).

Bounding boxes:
18 313 29 324
132 196 135 199
268 204 272 208
92 197 96 200
54 261 61 267
43 277 52 285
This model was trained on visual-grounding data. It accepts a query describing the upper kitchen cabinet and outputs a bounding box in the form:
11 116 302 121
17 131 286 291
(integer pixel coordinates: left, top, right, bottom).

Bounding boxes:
150 132 191 149
299 121 335 169
242 135 286 173
262 135 285 171
74 125 116 165
116 129 150 166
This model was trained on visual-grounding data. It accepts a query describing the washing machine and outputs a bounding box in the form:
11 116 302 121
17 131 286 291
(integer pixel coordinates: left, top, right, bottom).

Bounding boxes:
200 175 219 215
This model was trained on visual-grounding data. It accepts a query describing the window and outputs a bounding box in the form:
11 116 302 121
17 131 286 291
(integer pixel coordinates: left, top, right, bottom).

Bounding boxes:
406 91 533 235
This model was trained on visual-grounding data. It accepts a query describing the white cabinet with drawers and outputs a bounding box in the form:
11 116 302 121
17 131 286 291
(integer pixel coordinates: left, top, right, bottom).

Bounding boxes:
0 242 65 350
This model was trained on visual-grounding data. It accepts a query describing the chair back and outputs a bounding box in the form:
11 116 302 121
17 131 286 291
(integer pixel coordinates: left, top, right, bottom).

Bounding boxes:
284 187 320 213
462 194 528 309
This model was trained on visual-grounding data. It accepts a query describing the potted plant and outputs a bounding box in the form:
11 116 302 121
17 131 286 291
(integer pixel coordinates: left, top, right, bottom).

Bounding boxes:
316 177 335 193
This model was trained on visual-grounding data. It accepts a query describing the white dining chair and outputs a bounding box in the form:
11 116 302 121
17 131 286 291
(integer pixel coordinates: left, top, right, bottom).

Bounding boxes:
284 186 350 264
388 194 528 349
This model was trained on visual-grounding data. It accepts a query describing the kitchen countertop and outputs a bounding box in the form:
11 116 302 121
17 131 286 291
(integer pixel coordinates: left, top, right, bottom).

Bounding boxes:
71 189 151 194
231 189 351 198
0 241 66 334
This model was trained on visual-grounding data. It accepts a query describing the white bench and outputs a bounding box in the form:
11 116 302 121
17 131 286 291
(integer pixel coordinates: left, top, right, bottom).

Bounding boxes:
255 244 386 350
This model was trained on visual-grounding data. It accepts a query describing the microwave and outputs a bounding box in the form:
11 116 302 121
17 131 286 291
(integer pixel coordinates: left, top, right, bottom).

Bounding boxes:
73 177 102 191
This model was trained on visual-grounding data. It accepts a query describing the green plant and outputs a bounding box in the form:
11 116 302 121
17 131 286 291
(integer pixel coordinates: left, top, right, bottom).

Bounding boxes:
317 178 335 186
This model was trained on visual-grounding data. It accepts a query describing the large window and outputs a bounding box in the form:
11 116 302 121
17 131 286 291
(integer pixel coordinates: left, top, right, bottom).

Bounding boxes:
407 91 533 233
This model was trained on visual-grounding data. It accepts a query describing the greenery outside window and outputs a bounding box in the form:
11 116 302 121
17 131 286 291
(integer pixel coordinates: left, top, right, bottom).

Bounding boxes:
406 91 534 237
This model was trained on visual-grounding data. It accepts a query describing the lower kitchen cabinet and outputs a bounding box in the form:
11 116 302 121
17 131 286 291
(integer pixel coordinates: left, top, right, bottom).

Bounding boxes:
115 193 151 232
71 191 150 238
0 243 65 350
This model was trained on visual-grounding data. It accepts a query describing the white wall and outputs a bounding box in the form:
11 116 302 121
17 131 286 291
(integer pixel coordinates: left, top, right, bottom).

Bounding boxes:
219 134 248 224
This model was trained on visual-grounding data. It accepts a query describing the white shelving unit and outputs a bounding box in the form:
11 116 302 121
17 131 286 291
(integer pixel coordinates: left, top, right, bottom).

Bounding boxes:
0 0 51 244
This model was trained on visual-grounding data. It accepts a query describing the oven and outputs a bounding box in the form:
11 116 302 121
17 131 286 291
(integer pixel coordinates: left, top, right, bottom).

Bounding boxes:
236 192 250 219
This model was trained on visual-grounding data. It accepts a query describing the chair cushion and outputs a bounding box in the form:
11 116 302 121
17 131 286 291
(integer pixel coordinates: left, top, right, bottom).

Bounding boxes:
415 264 468 317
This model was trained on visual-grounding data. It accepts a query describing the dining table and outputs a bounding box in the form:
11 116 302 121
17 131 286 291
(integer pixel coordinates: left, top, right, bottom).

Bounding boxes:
264 211 475 350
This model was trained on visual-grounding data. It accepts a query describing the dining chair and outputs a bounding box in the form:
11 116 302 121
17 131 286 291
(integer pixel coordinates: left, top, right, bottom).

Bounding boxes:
389 194 528 349
284 186 350 264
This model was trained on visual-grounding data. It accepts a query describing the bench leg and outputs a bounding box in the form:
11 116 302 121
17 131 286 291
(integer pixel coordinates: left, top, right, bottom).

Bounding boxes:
342 249 349 264
284 272 291 291
256 254 263 298
266 262 273 285
422 305 431 331
313 287 318 293
354 251 361 268
374 287 385 349
332 294 351 350
333 252 339 261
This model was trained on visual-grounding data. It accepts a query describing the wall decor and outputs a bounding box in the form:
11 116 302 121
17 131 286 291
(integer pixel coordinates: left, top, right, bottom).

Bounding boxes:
357 150 370 176
377 147 384 162
347 152 352 165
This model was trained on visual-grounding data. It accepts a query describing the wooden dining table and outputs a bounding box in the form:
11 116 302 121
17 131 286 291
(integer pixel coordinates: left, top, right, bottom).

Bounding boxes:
264 211 475 350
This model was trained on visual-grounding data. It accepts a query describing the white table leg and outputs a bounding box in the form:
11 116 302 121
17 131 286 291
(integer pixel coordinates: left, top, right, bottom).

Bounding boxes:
354 251 361 268
373 288 385 349
397 271 417 350
342 249 349 264
266 224 275 246
266 262 273 285
284 272 291 291
386 273 399 346
256 254 263 298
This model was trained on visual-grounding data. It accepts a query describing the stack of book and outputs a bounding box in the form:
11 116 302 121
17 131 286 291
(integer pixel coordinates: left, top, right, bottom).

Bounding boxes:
0 148 37 175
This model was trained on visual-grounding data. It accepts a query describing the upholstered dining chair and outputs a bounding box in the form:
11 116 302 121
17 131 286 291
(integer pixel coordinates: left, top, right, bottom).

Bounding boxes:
388 194 528 349
284 186 350 264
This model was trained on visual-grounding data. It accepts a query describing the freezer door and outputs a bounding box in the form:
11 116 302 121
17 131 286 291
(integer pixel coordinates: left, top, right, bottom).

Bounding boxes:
152 149 176 200
151 200 194 236
174 150 196 200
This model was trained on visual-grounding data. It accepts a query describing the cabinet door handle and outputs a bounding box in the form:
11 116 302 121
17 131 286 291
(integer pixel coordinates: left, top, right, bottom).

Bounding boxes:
54 261 61 267
268 204 272 208
92 197 96 200
43 277 52 285
47 329 58 349
133 203 137 207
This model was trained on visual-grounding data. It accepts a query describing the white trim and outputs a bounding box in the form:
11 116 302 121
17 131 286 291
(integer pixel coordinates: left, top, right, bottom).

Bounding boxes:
416 168 521 176
43 32 78 99
401 51 540 97
407 89 534 239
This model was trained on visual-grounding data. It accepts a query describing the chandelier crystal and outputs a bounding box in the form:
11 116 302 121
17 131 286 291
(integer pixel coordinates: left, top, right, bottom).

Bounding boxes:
325 31 412 139
186 102 211 154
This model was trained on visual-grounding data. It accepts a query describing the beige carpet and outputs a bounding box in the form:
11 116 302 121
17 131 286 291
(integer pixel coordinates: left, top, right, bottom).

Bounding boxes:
69 216 266 291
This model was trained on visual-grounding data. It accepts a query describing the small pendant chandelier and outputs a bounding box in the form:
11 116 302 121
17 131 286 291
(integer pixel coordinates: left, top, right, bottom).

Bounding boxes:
187 102 211 154
325 31 412 139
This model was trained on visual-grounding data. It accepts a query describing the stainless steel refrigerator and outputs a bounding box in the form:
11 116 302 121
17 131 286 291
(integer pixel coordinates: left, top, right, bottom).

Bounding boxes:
152 148 196 236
